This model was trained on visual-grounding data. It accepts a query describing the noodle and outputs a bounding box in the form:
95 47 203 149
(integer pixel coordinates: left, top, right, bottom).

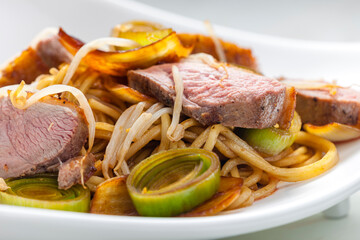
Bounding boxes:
23 62 339 214
167 65 185 142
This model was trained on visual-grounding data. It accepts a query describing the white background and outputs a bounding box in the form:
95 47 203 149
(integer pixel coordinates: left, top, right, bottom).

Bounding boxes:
133 0 360 239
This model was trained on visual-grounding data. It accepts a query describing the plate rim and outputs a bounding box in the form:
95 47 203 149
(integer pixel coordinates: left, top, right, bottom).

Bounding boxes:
1 0 360 238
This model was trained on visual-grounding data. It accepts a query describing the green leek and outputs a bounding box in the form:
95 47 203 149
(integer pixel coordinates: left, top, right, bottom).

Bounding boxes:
0 176 90 212
126 148 220 217
239 112 302 156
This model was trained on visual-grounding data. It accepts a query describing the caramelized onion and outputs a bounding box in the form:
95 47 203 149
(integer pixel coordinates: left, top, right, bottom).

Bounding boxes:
180 176 243 217
304 122 360 142
90 176 138 216
58 28 193 76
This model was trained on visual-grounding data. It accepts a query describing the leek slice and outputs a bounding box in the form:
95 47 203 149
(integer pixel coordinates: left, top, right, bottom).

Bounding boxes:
0 176 90 212
126 148 220 217
239 112 302 156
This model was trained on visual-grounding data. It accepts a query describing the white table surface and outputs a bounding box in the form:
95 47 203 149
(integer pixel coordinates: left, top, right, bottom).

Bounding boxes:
134 0 360 239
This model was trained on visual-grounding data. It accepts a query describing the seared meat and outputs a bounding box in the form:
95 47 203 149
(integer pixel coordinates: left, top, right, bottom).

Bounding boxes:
0 31 72 86
0 96 88 179
128 56 295 129
58 154 96 190
35 32 73 69
296 87 360 126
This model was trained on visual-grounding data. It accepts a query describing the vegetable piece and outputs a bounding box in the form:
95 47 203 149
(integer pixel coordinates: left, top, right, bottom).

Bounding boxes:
180 176 243 217
239 112 302 156
0 47 49 86
0 176 90 212
90 176 138 216
112 21 164 33
126 148 220 217
304 122 360 142
58 28 193 76
115 29 173 49
0 178 9 191
104 78 155 104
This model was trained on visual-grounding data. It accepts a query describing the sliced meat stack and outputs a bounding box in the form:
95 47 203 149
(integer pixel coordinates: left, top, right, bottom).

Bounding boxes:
0 96 88 181
128 56 295 129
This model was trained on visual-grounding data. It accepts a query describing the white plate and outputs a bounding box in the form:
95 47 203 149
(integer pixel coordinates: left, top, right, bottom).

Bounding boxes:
1 0 360 239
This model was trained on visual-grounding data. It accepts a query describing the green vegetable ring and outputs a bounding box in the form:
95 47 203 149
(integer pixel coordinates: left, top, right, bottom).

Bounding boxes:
0 176 90 212
127 148 220 217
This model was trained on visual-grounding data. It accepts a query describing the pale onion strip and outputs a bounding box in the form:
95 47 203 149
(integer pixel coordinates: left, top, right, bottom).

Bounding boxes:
204 20 227 63
125 125 161 160
146 102 164 114
120 161 130 176
62 37 141 85
86 176 105 192
0 178 9 191
167 65 185 142
102 102 145 179
5 84 95 152
133 107 172 141
114 112 153 173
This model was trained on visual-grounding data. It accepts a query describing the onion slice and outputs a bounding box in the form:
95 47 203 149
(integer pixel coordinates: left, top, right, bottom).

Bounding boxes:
126 148 220 217
304 122 360 142
90 176 138 216
0 176 90 212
